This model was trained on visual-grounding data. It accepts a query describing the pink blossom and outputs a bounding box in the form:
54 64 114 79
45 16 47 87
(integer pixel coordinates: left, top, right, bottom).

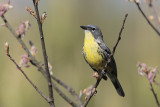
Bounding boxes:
137 62 147 76
147 67 159 83
21 55 28 64
16 21 31 38
137 62 159 83
0 0 13 16
19 54 30 68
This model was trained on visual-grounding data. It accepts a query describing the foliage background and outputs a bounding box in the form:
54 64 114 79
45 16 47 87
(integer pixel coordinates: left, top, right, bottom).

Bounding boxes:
0 0 160 107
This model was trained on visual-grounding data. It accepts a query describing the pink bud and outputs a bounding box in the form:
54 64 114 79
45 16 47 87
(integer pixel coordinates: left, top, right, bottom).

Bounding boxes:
21 54 29 64
30 46 37 56
0 1 13 16
19 54 30 68
148 71 153 83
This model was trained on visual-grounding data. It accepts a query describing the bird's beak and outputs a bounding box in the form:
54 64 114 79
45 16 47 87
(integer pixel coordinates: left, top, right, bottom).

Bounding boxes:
80 26 87 30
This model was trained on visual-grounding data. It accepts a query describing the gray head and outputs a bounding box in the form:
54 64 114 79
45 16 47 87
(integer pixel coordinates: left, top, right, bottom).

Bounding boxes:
80 25 103 39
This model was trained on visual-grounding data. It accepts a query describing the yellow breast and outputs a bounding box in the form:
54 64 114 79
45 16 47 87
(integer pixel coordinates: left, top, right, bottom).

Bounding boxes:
83 31 104 71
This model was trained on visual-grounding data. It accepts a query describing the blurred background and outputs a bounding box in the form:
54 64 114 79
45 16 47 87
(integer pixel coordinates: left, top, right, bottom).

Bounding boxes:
0 0 160 107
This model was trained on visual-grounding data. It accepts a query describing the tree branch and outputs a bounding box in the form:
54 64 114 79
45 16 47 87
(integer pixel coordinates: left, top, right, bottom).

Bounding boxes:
51 76 82 105
83 13 128 107
148 4 160 32
1 15 46 77
6 49 49 103
149 82 160 107
112 14 128 56
134 2 160 36
53 83 78 107
32 1 54 106
83 71 103 107
1 14 79 106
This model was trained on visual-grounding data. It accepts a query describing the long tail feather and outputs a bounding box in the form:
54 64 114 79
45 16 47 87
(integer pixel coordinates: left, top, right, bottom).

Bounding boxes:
111 77 125 97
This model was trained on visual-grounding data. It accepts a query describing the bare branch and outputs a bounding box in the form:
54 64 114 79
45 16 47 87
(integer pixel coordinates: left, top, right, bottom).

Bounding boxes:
112 14 128 56
1 15 45 76
148 5 160 31
83 13 128 106
1 15 79 106
53 83 78 107
51 76 82 105
6 48 49 103
149 82 160 107
83 70 104 107
135 2 160 36
32 1 54 106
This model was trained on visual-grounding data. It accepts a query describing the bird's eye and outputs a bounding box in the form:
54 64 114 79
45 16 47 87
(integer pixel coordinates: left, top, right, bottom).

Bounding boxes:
92 27 96 31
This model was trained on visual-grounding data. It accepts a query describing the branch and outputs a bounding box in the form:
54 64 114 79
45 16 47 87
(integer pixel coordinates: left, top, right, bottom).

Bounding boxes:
32 1 54 106
134 2 160 36
148 4 160 31
112 14 128 56
5 46 49 103
53 83 78 107
51 76 82 105
1 15 46 77
83 71 104 106
149 82 160 107
1 15 79 106
83 13 128 107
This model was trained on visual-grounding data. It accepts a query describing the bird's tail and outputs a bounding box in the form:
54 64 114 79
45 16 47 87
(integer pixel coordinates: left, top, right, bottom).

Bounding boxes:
111 76 125 97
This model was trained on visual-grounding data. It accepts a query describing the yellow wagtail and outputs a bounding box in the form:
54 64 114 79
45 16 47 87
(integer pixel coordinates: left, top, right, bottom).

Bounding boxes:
80 25 125 97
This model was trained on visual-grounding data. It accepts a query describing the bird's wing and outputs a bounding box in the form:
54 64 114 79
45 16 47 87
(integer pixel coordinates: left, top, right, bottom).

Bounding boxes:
95 38 111 58
96 37 118 77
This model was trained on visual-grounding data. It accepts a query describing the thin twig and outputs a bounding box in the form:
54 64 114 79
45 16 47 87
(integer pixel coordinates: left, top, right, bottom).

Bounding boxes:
6 51 49 103
135 2 160 36
1 15 79 106
112 14 128 56
148 5 160 31
149 82 160 107
53 83 78 107
51 76 82 105
1 15 46 77
83 70 103 107
32 1 54 106
83 13 128 107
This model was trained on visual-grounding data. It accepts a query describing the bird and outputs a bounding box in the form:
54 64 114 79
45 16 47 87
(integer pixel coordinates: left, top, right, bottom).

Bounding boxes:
80 25 125 97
